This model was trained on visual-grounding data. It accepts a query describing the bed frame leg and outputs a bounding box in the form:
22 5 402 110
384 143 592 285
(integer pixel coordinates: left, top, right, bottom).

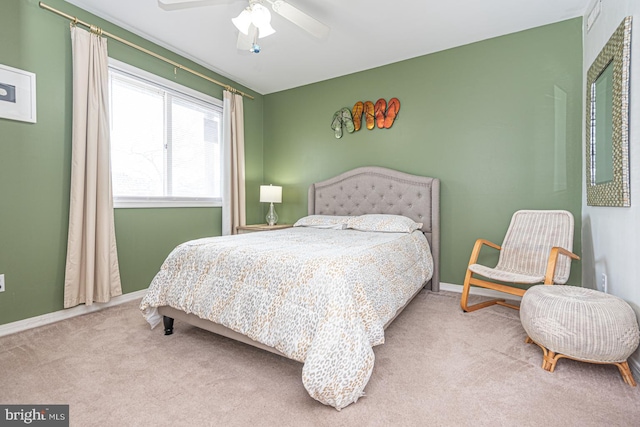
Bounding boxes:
163 316 174 335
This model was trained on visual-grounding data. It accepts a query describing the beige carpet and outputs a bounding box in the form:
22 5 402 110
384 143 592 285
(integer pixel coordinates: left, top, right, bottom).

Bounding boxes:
2 290 639 426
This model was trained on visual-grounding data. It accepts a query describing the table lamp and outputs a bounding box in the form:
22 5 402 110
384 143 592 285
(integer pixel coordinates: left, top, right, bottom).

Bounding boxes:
260 184 282 226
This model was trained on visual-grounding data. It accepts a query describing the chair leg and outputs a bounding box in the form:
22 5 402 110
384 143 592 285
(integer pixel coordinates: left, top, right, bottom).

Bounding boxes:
460 270 504 312
496 300 520 310
462 298 504 312
460 269 473 311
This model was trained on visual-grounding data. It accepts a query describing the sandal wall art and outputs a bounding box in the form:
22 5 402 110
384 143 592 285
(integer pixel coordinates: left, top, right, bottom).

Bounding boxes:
331 98 400 138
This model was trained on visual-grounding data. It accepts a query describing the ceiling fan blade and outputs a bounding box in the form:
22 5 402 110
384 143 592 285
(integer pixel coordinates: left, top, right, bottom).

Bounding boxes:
267 0 330 39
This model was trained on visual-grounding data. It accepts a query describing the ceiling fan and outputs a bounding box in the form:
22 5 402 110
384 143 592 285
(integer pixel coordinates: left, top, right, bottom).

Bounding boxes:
157 0 330 53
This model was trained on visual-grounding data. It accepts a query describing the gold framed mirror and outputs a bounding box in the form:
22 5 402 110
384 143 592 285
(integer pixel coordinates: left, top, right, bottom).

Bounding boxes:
586 16 632 207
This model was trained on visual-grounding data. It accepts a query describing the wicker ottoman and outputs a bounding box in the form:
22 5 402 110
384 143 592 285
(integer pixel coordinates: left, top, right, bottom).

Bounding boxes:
520 285 640 386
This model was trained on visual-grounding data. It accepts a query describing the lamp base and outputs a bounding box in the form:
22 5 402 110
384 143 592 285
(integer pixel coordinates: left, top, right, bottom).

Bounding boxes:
266 202 278 226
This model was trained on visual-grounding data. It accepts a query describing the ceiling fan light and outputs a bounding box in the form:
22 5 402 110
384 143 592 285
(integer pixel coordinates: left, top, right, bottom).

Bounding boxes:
250 4 270 25
250 4 275 38
256 22 275 38
232 9 252 35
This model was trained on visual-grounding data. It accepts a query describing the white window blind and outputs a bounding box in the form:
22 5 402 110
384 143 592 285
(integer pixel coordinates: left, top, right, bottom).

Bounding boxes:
108 60 223 208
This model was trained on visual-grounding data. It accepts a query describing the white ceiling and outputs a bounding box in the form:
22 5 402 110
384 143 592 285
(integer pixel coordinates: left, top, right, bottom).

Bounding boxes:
63 0 591 95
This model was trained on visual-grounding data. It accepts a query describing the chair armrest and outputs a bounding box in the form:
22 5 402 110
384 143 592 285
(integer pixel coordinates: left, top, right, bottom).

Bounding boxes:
467 238 501 267
543 247 580 284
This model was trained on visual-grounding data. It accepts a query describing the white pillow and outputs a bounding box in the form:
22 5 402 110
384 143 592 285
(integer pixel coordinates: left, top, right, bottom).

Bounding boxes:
293 215 353 230
347 214 422 233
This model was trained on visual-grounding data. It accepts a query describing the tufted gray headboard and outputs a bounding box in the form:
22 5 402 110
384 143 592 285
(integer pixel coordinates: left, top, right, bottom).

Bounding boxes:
308 166 440 291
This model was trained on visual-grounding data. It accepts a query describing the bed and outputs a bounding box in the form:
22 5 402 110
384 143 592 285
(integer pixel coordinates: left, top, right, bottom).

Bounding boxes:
140 166 440 409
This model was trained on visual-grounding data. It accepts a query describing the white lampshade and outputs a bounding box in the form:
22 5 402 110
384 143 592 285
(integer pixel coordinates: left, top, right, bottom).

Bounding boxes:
232 4 275 39
232 9 252 35
250 4 275 38
260 185 282 203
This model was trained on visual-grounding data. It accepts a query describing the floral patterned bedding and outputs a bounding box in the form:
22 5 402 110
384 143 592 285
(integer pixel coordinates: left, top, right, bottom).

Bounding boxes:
140 227 433 409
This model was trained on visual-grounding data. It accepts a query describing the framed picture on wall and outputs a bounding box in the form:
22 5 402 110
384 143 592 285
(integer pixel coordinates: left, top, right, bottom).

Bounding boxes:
0 64 37 123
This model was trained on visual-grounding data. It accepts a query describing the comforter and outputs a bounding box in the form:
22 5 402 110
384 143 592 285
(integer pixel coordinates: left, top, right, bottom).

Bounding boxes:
140 227 433 409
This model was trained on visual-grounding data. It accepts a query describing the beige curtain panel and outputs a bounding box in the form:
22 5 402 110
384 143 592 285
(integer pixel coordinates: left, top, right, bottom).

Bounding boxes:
222 90 246 235
64 26 122 308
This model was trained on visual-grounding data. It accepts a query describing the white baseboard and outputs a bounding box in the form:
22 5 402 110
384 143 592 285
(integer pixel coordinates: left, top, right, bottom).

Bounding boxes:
0 289 147 338
438 281 522 302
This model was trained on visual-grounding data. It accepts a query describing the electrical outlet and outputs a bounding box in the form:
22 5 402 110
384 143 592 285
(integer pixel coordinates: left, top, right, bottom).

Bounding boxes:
601 273 608 294
0 274 4 292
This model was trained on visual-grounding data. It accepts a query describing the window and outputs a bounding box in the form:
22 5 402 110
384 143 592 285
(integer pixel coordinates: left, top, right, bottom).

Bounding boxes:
108 59 223 208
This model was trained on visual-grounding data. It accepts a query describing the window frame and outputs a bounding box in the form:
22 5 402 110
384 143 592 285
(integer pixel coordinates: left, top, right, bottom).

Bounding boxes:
108 58 224 209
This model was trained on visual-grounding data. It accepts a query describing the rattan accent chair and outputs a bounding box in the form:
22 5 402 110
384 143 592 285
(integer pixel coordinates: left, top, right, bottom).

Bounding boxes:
460 210 580 312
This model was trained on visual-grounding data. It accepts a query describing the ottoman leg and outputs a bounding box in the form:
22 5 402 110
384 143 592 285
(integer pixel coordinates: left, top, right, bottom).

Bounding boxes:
526 336 638 387
544 351 559 372
616 361 637 387
525 336 558 372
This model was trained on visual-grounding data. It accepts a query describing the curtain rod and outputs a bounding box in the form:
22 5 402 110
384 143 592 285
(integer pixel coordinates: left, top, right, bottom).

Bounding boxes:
39 2 254 100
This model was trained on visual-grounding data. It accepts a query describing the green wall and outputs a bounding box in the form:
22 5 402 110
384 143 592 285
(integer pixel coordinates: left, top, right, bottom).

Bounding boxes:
263 18 583 286
0 0 264 324
0 1 583 325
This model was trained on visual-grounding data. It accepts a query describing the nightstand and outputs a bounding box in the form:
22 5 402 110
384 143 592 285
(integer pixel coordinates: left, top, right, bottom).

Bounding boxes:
236 224 292 234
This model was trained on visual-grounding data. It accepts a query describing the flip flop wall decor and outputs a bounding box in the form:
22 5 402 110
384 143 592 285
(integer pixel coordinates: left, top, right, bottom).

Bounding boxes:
331 98 400 138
